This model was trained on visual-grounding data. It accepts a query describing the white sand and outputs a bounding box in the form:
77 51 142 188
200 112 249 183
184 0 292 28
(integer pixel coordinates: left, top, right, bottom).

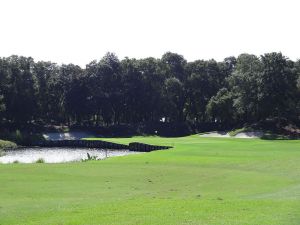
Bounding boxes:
200 131 263 138
200 132 230 137
0 148 139 164
234 131 263 138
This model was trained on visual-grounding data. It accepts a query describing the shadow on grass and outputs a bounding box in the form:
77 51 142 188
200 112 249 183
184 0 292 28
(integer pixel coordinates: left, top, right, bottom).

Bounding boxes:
261 133 300 140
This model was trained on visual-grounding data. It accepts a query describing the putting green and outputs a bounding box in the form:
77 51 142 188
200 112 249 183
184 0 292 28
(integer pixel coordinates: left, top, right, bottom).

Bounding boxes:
0 135 300 225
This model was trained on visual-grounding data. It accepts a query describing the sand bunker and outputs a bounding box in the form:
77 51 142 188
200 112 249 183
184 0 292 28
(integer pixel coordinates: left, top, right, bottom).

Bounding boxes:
200 132 230 138
234 131 263 138
200 131 263 138
0 148 140 164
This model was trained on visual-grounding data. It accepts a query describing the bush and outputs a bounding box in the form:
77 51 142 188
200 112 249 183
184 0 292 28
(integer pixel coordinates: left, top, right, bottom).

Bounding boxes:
0 139 17 149
35 158 45 163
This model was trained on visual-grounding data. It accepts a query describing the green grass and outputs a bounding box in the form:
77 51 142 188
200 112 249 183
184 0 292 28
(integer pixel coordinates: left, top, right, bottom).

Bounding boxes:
1 135 300 224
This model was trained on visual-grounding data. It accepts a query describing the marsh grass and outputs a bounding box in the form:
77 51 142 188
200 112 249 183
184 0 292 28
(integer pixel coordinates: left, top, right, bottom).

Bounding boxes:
81 152 99 162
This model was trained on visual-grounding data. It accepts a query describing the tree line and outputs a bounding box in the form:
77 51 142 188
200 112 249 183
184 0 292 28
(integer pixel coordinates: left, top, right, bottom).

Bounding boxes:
0 52 299 127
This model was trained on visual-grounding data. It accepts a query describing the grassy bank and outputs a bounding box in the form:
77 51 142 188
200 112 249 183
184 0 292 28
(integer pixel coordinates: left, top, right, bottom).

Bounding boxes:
0 136 300 224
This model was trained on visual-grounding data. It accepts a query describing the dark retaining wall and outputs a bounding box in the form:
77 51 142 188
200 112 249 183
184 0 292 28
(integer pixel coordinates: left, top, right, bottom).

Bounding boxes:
35 140 128 149
35 140 172 152
129 142 172 152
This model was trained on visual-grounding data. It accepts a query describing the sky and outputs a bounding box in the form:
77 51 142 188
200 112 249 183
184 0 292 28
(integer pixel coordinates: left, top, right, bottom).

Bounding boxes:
0 0 300 67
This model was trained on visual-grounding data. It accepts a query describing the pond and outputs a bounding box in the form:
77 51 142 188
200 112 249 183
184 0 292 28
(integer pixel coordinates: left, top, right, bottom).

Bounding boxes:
0 147 140 164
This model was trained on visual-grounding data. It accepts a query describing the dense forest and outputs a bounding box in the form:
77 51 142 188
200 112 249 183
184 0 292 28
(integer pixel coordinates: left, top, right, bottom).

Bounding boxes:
0 52 299 133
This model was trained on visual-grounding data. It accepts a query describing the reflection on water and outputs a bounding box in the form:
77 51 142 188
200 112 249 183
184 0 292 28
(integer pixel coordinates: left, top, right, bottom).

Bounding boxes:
0 147 140 164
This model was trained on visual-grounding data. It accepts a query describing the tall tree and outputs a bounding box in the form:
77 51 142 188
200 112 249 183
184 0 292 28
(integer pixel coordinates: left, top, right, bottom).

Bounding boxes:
206 88 235 124
227 54 263 122
137 58 165 122
85 52 122 125
4 56 38 123
163 77 185 122
0 58 10 120
0 52 299 128
33 61 59 122
185 59 224 122
161 52 187 81
259 53 298 119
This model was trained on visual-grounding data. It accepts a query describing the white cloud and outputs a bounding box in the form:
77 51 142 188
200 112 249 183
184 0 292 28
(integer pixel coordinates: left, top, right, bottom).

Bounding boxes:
0 0 299 67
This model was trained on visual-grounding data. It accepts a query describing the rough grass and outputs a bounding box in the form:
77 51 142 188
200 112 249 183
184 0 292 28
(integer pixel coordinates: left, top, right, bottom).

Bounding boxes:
228 127 253 136
0 136 300 224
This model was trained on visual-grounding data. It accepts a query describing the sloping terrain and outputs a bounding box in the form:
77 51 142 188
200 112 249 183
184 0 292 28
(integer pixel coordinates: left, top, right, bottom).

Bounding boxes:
0 136 300 225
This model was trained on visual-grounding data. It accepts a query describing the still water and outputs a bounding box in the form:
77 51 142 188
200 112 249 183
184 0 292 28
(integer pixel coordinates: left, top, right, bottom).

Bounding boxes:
0 147 140 164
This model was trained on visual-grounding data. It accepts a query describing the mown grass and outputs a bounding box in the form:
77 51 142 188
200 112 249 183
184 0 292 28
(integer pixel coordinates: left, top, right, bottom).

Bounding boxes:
0 135 300 224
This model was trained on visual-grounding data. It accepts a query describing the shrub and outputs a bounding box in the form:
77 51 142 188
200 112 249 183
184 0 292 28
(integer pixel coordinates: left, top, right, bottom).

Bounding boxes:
0 139 17 149
35 158 45 163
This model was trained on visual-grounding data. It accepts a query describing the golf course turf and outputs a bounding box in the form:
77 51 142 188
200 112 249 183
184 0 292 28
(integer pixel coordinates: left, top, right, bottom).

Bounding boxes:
0 135 300 225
